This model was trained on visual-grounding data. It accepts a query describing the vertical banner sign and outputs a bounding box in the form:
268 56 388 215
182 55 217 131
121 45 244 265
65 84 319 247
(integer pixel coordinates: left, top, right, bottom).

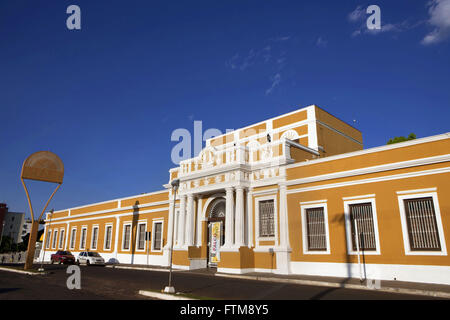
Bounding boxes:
210 222 221 263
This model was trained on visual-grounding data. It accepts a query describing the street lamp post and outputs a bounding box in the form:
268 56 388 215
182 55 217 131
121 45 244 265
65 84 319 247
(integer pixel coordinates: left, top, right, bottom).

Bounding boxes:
39 209 53 272
164 178 179 294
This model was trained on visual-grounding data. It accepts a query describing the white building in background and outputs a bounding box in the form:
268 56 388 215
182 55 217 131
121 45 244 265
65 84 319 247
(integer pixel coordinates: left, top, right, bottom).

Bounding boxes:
3 211 25 243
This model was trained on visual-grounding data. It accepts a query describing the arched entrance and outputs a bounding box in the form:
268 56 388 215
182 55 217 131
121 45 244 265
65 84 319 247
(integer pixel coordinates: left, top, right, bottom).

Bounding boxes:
206 197 225 268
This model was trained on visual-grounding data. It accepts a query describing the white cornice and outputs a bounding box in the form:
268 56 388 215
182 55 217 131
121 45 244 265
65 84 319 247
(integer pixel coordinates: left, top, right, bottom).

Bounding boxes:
287 154 450 187
287 132 450 170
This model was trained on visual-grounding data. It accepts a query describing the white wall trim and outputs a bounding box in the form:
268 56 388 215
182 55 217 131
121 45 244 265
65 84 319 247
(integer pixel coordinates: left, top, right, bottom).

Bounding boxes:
289 261 450 285
287 166 450 194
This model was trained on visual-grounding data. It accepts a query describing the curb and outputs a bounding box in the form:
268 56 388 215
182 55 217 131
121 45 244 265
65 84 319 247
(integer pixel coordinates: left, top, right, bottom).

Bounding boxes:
106 265 173 272
0 266 48 276
138 290 196 300
214 273 450 299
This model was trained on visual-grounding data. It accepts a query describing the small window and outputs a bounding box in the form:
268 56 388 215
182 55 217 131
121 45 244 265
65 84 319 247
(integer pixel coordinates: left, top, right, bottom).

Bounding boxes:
46 230 52 249
91 227 99 250
259 200 275 238
123 225 131 250
152 222 163 251
305 207 327 251
404 197 441 251
80 228 87 250
70 229 76 249
52 230 58 249
59 230 65 249
349 203 377 251
104 225 112 250
138 224 146 250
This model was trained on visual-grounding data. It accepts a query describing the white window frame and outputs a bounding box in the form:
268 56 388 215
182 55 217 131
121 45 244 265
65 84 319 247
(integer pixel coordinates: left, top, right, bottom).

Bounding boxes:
52 229 58 249
69 227 77 250
103 224 113 251
300 201 331 255
151 219 164 252
137 221 147 252
397 191 447 256
254 194 278 249
91 225 99 250
79 226 87 250
58 228 65 249
122 223 132 251
344 197 381 255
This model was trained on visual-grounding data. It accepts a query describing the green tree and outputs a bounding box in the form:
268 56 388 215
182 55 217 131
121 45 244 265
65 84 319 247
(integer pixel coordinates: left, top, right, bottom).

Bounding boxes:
387 133 416 145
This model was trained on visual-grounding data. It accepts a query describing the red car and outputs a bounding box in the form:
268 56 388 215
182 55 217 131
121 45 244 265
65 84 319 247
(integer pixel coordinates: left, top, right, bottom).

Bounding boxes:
51 251 76 264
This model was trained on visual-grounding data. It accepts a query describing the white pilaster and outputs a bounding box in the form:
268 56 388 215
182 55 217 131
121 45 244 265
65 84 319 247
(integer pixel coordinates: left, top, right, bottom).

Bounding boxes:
275 184 292 275
178 195 187 247
196 196 203 247
114 216 120 261
185 194 195 246
235 186 245 247
223 187 235 248
247 188 253 248
164 198 175 249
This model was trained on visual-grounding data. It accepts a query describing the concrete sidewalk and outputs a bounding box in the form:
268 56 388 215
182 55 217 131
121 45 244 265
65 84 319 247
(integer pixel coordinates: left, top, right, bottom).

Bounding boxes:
106 263 450 299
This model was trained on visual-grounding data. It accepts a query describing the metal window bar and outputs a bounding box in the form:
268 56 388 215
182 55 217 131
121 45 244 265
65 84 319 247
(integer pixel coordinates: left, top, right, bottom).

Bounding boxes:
123 225 131 250
105 226 112 250
306 207 327 251
46 231 51 249
70 229 76 249
59 230 65 249
138 224 146 250
259 200 275 237
52 230 58 249
92 227 98 249
80 229 86 249
153 223 162 250
350 203 376 251
404 197 441 251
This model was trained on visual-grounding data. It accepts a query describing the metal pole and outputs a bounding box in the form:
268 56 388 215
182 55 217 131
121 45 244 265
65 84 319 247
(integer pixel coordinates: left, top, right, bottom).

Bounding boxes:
165 179 179 293
39 209 53 271
354 218 363 283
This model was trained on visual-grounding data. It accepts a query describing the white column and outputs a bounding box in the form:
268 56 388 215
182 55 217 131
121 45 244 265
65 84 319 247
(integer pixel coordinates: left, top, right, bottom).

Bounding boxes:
278 184 290 249
247 188 253 248
275 184 291 275
185 194 195 246
234 186 245 247
223 187 235 248
178 195 186 247
64 222 70 251
114 216 120 260
164 198 175 249
196 196 203 247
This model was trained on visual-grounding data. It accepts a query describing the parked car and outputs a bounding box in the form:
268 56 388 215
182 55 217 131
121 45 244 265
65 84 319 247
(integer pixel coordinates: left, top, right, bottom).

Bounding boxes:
51 251 75 264
77 251 105 266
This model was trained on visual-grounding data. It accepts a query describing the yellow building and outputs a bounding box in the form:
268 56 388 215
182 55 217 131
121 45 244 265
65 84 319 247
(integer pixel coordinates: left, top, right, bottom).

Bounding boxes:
40 105 450 285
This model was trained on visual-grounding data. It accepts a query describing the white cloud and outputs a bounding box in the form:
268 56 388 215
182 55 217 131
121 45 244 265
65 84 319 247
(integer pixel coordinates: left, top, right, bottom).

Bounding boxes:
265 73 281 95
348 5 366 22
315 37 328 47
422 0 450 45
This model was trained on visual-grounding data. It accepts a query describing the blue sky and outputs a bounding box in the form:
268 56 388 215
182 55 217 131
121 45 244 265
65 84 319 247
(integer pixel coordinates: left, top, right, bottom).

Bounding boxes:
1 0 449 218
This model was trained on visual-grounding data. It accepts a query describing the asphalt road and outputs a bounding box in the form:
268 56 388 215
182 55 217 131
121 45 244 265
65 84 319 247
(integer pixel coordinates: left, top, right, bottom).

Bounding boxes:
0 264 441 300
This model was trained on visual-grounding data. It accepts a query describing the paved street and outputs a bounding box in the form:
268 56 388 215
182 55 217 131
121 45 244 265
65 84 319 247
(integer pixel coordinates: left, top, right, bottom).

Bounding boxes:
0 264 442 300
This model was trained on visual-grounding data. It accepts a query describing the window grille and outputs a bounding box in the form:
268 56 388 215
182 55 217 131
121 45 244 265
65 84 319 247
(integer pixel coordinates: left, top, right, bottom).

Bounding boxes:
305 207 327 251
59 230 65 249
153 222 163 251
91 227 98 249
70 229 76 249
123 225 131 250
80 228 86 249
349 203 377 251
105 226 112 250
138 224 146 250
259 200 275 237
404 197 441 251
